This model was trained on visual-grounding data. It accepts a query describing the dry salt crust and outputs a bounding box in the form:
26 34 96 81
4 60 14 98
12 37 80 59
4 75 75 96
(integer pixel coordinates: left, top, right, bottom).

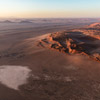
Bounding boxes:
0 65 74 90
0 65 32 90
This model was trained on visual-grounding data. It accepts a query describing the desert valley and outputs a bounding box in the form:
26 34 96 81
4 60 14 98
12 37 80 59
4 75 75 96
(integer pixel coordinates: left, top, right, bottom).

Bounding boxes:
0 18 100 100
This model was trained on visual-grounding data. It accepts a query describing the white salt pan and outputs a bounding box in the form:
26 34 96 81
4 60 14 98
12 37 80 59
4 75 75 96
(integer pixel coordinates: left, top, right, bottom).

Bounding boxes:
0 65 31 90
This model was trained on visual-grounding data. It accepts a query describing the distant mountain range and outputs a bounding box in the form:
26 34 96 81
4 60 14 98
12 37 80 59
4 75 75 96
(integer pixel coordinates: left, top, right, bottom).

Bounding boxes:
0 20 14 23
0 20 33 23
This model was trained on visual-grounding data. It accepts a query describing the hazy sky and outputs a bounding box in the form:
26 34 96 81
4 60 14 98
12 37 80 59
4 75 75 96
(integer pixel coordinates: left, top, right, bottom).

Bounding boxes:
0 0 100 18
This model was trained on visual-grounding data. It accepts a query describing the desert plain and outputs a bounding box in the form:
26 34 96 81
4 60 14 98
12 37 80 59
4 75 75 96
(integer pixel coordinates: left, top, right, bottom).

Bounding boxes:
0 18 100 100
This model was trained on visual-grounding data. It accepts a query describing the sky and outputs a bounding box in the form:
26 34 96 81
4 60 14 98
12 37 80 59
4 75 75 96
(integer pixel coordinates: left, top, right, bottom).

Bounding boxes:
0 0 100 18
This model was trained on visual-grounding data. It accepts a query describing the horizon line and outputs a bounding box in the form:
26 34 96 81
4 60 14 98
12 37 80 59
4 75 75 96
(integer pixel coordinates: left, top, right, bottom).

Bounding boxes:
0 17 100 19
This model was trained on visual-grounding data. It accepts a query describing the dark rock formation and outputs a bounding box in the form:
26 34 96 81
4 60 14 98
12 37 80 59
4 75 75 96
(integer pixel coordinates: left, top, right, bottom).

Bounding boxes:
38 23 100 62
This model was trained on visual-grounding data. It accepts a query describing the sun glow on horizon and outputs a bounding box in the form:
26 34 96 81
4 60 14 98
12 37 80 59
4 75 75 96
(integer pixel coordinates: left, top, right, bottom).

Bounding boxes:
0 0 100 18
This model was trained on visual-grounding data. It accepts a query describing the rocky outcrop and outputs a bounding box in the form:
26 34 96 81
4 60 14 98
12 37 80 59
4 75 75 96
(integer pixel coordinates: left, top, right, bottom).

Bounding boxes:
38 23 100 62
